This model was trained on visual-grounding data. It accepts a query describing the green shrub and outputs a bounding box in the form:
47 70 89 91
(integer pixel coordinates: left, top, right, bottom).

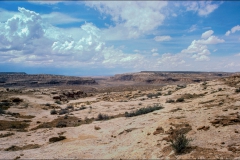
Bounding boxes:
236 88 240 93
147 93 153 99
56 121 67 128
0 108 5 114
50 109 57 115
55 100 61 104
45 103 51 106
66 105 74 110
176 98 184 102
147 93 161 99
171 133 192 154
0 101 12 110
125 104 163 117
96 113 110 121
59 109 68 115
166 99 175 103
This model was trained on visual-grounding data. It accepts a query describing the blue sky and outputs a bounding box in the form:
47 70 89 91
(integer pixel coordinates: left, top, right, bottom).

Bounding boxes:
0 1 240 76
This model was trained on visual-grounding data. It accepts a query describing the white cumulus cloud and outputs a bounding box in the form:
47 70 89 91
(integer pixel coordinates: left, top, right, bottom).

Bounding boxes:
201 30 214 39
0 7 44 52
181 30 224 61
85 1 167 39
225 25 240 36
183 1 220 16
0 7 148 69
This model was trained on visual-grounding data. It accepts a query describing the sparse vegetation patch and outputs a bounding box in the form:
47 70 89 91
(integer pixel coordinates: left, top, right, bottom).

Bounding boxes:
0 120 30 131
176 97 184 102
96 113 110 121
236 88 240 93
125 104 163 117
4 144 40 151
166 99 175 103
171 133 192 154
0 132 14 138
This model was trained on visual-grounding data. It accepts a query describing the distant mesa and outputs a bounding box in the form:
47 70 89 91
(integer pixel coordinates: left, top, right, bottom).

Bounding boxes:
0 73 97 87
110 71 235 84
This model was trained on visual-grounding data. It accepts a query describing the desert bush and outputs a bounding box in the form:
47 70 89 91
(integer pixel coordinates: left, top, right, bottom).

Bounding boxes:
66 105 74 110
11 97 23 103
125 104 163 117
236 88 240 93
58 109 68 115
55 100 61 105
176 98 184 102
0 132 14 138
147 93 161 99
170 107 182 112
218 88 222 91
50 109 57 115
147 93 153 99
0 101 12 110
166 99 175 103
56 121 67 128
171 133 192 154
45 103 51 106
0 108 5 114
96 113 110 121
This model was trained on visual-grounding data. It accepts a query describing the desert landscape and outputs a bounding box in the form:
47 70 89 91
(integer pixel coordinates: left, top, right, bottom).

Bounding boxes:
0 71 240 159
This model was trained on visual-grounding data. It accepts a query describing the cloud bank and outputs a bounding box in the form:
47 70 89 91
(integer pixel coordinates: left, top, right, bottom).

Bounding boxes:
0 3 240 75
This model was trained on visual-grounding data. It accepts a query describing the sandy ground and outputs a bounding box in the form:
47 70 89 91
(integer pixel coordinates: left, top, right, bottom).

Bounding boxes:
0 76 240 159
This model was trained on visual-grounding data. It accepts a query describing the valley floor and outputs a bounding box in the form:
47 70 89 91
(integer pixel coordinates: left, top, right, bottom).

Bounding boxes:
0 75 240 159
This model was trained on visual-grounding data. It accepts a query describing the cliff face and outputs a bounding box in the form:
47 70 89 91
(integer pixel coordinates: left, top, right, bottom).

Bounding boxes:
0 74 97 87
110 72 235 84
